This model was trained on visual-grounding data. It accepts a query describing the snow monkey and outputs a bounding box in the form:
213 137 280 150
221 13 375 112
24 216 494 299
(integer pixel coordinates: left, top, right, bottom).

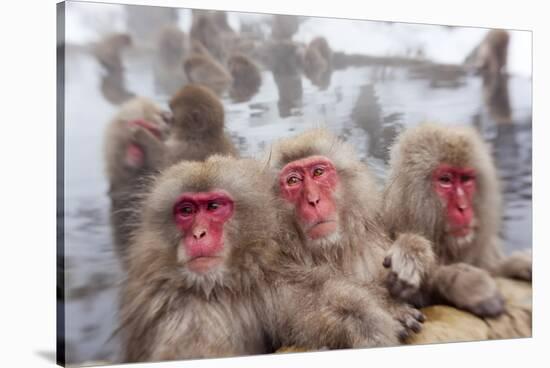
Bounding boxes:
166 84 238 163
382 123 531 318
268 129 430 341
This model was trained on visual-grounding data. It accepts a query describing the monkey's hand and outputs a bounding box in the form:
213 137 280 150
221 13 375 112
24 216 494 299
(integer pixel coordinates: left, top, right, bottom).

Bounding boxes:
383 233 435 302
494 250 532 281
385 300 426 341
434 263 505 318
130 127 166 169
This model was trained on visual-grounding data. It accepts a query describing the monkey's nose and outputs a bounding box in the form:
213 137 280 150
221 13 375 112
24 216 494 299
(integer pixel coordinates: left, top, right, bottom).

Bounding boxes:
307 196 320 207
193 229 207 239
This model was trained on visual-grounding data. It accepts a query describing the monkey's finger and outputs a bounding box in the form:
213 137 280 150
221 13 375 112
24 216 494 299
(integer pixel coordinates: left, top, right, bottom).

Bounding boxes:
414 310 426 323
386 272 398 288
397 328 410 342
405 317 422 333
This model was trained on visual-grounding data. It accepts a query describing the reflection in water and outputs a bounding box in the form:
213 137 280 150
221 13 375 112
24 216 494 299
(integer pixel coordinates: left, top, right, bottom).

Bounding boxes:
61 7 532 365
351 84 402 163
483 73 512 124
100 69 135 105
270 41 304 117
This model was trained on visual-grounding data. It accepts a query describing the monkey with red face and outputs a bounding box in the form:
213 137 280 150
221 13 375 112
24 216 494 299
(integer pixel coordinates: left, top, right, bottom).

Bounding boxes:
381 123 531 318
268 129 429 342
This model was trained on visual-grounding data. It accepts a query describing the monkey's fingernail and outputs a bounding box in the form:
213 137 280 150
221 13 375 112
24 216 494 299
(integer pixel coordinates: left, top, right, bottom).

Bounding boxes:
398 329 409 341
417 313 426 322
411 321 422 333
383 257 391 268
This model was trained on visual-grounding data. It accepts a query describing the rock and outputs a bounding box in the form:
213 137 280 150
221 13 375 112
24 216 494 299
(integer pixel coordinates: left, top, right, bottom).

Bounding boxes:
408 277 531 345
406 305 490 344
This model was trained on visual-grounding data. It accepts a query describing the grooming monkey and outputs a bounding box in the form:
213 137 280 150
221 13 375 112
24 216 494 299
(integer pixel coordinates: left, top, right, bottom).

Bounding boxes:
119 156 423 362
104 97 171 263
268 129 430 339
381 123 531 317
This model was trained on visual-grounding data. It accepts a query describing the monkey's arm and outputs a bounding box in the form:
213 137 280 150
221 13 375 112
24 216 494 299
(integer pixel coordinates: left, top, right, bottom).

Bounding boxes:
383 233 436 303
491 250 532 281
474 237 531 282
428 262 505 318
272 275 423 349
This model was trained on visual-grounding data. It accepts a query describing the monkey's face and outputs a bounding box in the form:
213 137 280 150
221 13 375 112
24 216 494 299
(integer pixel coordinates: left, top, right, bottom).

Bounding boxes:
279 155 341 245
172 190 234 274
432 164 477 239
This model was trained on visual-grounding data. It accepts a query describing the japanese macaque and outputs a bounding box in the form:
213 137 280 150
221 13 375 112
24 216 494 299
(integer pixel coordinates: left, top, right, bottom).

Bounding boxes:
183 54 232 96
104 97 171 263
92 33 132 72
118 157 274 361
119 156 422 362
227 53 262 103
271 14 300 40
190 11 227 62
381 123 532 318
465 29 509 76
303 37 333 90
268 129 429 340
165 84 238 163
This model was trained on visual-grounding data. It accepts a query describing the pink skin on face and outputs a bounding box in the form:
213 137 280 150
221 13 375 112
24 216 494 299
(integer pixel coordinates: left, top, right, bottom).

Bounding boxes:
432 164 477 237
173 191 234 273
279 155 339 240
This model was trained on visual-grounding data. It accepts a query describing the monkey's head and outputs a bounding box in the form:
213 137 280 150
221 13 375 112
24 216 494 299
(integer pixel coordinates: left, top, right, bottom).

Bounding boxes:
169 84 224 138
129 156 276 295
270 129 380 251
385 123 501 254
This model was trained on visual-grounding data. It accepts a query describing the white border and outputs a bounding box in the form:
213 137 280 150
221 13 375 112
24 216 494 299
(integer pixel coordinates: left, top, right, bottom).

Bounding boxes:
0 0 547 367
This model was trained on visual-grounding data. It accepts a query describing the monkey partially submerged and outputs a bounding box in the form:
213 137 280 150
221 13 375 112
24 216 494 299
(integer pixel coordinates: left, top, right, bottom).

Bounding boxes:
104 97 171 264
382 123 532 318
119 155 425 362
166 84 239 163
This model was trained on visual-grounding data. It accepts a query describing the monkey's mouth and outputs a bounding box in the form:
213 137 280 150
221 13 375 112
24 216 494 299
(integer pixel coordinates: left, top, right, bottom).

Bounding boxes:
307 219 338 240
447 225 474 237
186 256 223 273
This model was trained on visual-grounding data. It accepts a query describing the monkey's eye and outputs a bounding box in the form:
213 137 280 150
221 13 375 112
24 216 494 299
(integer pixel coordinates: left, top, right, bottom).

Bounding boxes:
312 167 325 177
175 203 195 217
207 201 221 211
438 174 453 187
286 175 301 186
461 174 475 184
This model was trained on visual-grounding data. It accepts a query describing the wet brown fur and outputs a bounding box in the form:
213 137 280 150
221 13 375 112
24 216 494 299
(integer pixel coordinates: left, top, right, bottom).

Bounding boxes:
166 84 238 163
